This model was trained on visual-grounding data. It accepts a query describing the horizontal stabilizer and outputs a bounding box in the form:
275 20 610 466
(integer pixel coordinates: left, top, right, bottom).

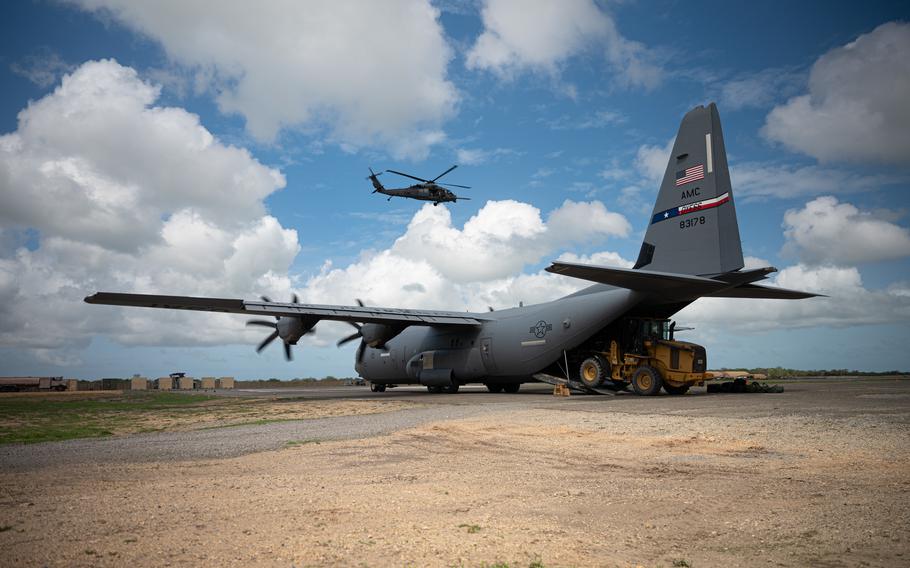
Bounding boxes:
546 262 822 301
546 262 726 295
709 266 776 285
706 283 824 300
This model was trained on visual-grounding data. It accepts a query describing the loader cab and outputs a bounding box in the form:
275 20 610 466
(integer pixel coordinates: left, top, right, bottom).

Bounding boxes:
623 317 672 354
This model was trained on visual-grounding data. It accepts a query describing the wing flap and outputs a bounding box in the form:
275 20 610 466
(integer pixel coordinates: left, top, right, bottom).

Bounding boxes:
85 292 486 326
85 293 246 313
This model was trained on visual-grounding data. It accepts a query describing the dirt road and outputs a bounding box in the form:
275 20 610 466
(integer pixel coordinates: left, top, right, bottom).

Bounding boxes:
1 379 908 567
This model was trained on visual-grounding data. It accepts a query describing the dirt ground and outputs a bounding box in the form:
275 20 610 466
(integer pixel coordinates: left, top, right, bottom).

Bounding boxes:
1 393 908 567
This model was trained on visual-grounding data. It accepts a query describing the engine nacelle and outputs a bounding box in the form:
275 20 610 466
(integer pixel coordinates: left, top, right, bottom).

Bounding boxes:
360 323 405 348
276 316 317 345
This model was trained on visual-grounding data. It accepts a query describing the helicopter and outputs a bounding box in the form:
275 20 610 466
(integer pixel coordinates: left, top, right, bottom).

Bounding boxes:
367 165 471 205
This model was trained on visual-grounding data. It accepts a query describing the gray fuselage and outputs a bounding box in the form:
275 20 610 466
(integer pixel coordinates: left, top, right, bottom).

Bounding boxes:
356 285 643 384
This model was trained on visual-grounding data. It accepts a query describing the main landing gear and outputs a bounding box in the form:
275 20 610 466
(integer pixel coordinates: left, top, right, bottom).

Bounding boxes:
485 383 520 393
427 384 459 394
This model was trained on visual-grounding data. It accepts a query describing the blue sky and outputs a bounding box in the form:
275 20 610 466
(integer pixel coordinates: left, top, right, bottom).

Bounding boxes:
0 0 908 379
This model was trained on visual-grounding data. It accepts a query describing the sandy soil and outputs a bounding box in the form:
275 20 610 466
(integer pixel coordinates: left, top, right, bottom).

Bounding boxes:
1 403 907 567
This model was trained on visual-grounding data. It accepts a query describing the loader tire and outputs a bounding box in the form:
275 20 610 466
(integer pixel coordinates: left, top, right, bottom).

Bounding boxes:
663 383 690 395
632 366 663 396
579 356 608 388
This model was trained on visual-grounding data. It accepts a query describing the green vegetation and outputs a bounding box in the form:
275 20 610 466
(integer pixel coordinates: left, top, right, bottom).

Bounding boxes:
0 392 218 445
672 560 692 568
458 523 482 534
235 377 360 388
0 391 405 445
718 367 907 379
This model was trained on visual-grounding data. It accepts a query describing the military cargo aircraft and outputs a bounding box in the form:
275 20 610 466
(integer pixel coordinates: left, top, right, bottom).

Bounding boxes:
85 103 820 395
367 165 471 205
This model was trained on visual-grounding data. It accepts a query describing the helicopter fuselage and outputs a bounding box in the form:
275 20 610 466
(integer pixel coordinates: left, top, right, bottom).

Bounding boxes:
378 183 456 204
368 165 468 205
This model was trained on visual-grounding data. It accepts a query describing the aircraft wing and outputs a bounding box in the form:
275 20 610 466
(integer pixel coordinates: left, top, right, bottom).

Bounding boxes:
84 292 488 326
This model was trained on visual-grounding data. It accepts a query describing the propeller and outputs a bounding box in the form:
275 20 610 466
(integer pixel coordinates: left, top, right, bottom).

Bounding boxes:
337 300 368 364
247 294 313 361
335 299 402 366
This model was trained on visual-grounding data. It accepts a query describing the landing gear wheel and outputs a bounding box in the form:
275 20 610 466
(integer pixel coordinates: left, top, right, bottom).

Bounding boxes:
578 356 608 388
502 383 520 393
663 383 690 395
486 383 503 393
370 383 386 393
426 385 443 394
631 366 663 396
441 383 460 394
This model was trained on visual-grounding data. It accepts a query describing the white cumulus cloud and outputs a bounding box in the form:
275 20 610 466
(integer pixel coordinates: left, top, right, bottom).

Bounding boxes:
762 21 910 164
466 0 661 89
67 0 458 159
679 264 910 332
390 199 630 283
781 196 910 265
0 60 300 360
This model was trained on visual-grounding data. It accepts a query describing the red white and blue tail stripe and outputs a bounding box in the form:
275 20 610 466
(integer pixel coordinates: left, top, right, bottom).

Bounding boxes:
651 192 731 224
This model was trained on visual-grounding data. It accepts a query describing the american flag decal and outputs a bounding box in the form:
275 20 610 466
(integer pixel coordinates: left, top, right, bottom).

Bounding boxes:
675 164 704 186
651 192 731 224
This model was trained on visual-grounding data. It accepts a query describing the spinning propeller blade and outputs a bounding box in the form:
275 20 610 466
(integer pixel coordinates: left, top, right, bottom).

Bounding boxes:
256 330 279 353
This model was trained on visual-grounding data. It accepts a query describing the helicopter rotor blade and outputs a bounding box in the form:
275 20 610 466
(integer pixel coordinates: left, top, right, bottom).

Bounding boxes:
431 164 458 182
386 169 429 183
283 341 292 361
246 320 278 329
439 182 471 189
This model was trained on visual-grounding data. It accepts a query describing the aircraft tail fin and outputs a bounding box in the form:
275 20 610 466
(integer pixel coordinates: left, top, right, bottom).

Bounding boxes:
367 167 385 193
633 103 744 277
